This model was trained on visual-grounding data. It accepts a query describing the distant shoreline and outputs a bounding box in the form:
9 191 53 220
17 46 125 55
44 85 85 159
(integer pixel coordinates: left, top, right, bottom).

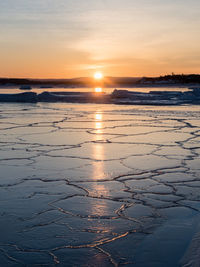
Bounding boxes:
0 74 200 88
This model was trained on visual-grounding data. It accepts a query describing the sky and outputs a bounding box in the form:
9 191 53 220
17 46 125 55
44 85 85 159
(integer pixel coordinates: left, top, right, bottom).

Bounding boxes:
0 0 200 78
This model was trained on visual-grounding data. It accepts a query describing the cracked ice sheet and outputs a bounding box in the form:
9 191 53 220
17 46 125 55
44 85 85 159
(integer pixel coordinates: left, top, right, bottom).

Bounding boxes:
1 103 200 266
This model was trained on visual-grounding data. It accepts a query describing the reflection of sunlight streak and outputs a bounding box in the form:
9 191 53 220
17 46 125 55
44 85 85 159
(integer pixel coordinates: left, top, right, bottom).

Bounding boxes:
94 111 103 133
95 129 102 135
95 113 102 120
95 122 102 129
95 87 102 93
90 111 109 217
93 111 104 160
94 143 104 161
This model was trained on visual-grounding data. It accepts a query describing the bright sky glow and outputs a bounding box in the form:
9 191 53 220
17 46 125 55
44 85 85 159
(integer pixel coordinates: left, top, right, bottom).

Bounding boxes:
0 0 200 78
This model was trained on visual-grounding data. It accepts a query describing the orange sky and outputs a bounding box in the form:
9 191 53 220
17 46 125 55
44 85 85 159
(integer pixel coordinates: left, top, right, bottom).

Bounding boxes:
0 0 200 78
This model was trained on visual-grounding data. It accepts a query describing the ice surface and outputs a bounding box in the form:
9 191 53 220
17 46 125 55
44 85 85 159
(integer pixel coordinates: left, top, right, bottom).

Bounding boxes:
0 87 200 105
0 103 200 266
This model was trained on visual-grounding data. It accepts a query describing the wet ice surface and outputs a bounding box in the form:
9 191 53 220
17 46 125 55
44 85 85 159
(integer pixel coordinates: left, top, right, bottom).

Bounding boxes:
1 103 200 267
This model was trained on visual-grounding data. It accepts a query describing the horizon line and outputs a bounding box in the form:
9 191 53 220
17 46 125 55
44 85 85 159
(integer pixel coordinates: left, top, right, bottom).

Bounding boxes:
1 73 200 80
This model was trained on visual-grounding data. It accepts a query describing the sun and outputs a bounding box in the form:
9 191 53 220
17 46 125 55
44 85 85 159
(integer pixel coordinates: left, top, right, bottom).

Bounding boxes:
94 71 103 80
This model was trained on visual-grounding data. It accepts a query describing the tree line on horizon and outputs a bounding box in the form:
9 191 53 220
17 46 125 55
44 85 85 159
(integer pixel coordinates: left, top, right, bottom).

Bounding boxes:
139 74 200 84
0 74 200 87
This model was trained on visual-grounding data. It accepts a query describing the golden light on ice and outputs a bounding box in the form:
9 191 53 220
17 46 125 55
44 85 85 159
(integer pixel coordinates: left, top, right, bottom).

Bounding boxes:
95 113 102 120
94 72 103 80
95 87 102 93
95 122 102 129
94 111 103 133
91 110 108 216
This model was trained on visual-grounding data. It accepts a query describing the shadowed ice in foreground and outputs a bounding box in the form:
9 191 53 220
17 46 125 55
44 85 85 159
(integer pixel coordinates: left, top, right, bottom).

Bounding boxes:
1 87 200 105
0 103 200 266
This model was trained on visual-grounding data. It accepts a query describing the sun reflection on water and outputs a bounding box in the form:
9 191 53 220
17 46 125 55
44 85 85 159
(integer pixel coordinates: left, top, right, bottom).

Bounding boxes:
95 113 102 121
95 87 103 93
95 113 103 134
90 110 109 217
95 122 102 130
93 111 104 161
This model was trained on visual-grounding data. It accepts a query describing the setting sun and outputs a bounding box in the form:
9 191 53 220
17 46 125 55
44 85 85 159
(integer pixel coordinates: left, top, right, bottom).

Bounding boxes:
94 72 103 80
